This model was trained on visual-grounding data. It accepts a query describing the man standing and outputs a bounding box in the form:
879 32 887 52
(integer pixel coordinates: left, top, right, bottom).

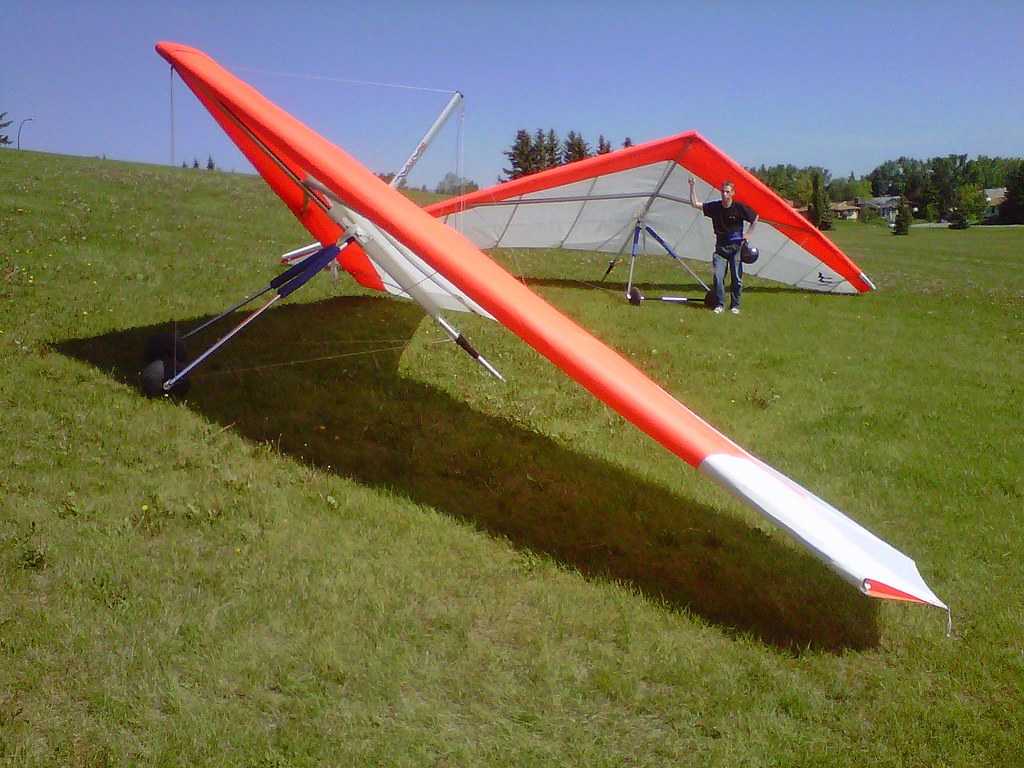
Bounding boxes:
688 178 758 314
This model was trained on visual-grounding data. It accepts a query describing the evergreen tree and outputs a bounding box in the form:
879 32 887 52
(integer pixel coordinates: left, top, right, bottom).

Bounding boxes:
544 129 560 169
809 172 832 230
192 157 200 169
596 135 612 154
0 112 11 145
622 137 633 148
502 129 536 180
206 154 216 171
181 161 187 168
1000 162 1024 223
562 131 591 164
893 199 912 235
533 128 549 170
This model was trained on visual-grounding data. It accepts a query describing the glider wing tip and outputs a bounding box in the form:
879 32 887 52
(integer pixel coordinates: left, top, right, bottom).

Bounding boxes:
862 578 947 611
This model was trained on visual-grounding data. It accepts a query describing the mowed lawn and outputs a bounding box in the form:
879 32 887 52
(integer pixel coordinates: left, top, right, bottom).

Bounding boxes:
1 150 1022 767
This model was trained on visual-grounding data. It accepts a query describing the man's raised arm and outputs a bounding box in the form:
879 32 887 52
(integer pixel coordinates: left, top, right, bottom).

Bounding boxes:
687 177 703 209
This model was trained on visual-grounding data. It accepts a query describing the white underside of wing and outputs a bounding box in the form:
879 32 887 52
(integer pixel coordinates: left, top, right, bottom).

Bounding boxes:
310 176 494 320
442 162 857 294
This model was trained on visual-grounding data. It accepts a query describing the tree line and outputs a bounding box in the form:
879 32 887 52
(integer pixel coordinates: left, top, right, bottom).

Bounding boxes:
748 154 1024 225
180 155 217 170
502 129 631 180
863 154 1023 224
495 127 1023 225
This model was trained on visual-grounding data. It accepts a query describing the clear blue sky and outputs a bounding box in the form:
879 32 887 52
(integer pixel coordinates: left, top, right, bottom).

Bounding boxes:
3 1 1022 190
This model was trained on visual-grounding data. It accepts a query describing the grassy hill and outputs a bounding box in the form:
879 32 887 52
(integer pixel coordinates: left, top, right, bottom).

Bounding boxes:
2 149 1022 766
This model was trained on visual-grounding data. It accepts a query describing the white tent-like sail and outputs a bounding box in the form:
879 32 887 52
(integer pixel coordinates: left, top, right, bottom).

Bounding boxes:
427 132 875 295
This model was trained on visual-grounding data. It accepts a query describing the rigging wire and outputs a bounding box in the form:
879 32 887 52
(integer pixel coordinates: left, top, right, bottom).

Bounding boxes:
455 98 466 234
163 62 481 377
169 66 176 167
169 64 180 376
194 337 453 378
230 65 457 95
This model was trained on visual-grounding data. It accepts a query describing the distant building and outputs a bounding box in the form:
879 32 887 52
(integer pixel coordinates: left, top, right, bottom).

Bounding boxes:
984 187 1007 219
782 198 811 220
856 196 902 224
830 201 860 220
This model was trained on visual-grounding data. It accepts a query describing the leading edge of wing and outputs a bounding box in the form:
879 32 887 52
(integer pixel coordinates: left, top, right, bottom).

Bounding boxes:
155 42 941 611
425 133 875 295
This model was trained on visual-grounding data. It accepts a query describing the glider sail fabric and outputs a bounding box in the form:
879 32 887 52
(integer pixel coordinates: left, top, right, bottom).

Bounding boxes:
427 135 875 295
156 42 944 614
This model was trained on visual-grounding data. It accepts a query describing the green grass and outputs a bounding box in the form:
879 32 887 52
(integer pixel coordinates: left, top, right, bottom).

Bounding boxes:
2 150 1022 766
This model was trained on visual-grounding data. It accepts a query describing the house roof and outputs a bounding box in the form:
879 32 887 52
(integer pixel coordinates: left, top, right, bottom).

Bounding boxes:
984 187 1007 205
858 196 901 209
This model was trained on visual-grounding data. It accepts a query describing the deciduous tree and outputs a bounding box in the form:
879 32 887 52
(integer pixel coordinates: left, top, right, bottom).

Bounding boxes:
435 172 479 195
956 184 986 224
927 154 968 220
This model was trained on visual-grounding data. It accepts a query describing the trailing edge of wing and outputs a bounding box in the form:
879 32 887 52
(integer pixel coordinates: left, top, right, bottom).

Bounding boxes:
156 42 943 614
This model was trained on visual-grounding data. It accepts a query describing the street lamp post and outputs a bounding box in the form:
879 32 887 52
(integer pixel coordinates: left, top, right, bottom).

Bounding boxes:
17 118 34 150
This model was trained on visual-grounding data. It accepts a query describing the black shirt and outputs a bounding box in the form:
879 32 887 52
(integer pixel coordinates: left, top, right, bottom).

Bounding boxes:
702 200 757 246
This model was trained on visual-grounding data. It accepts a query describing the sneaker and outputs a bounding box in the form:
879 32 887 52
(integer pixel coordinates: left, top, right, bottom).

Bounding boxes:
713 306 724 314
730 307 741 315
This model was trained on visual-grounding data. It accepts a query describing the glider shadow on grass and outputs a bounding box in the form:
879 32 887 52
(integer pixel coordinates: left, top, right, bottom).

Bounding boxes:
57 295 879 653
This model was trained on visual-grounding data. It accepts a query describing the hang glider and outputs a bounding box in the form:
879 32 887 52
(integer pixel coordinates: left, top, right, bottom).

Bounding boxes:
154 42 947 626
426 133 875 299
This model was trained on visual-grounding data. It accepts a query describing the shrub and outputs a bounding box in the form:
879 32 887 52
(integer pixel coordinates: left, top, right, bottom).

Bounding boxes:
893 200 912 235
